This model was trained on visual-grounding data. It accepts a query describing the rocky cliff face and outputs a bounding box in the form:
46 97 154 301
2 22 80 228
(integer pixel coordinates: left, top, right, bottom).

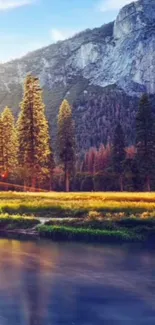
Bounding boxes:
113 0 155 94
0 0 154 153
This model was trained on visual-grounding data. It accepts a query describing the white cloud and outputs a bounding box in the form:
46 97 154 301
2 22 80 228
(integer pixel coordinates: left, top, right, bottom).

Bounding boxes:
98 0 137 12
0 0 35 10
50 28 79 42
0 33 47 63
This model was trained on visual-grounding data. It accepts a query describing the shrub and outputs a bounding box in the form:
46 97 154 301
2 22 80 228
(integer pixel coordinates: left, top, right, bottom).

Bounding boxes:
87 211 102 221
140 211 154 219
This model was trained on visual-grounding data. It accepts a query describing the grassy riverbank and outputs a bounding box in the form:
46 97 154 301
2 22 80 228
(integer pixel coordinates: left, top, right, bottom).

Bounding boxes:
0 213 154 243
0 192 155 243
37 215 155 243
37 225 143 242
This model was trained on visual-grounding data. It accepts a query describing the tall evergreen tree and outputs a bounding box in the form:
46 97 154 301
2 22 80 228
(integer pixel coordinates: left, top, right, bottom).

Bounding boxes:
57 99 75 192
1 107 18 179
136 94 155 191
0 118 4 176
46 143 55 191
112 122 125 191
17 75 53 190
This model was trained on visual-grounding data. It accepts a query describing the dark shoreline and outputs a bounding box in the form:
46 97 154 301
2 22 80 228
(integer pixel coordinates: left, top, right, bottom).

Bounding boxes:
0 215 155 244
0 229 39 240
0 226 148 244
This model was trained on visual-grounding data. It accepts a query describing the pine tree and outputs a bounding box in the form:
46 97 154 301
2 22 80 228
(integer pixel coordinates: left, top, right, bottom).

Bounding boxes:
112 122 125 191
17 75 53 190
57 99 75 192
1 107 18 179
95 144 112 173
126 146 137 160
136 94 155 191
0 118 4 176
46 144 55 191
83 147 97 174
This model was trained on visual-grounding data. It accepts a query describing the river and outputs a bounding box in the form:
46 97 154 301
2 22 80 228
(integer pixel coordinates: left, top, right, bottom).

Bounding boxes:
0 239 154 324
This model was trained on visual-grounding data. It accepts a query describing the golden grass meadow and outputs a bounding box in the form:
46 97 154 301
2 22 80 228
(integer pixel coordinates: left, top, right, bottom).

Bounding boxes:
0 191 155 217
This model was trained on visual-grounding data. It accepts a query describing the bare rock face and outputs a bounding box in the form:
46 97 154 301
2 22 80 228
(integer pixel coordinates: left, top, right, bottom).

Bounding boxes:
113 0 155 94
0 0 155 96
114 0 155 39
0 0 155 151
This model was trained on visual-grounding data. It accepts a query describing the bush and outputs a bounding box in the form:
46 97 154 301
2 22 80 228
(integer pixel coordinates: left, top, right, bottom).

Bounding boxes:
87 211 102 221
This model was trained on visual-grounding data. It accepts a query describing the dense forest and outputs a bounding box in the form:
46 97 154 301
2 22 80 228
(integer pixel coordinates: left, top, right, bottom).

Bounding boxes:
0 75 155 192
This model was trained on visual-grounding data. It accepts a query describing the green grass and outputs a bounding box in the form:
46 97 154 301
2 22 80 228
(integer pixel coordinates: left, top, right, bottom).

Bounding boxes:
37 225 143 242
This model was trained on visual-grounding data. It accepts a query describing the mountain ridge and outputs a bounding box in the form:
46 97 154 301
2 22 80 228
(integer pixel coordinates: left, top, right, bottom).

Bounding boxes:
0 0 154 153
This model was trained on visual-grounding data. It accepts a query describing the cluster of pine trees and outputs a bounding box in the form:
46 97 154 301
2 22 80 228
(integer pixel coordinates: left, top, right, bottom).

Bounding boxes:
0 75 75 192
73 95 155 192
1 75 155 192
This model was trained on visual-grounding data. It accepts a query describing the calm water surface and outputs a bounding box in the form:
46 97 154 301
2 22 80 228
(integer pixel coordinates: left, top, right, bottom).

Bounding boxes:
0 239 155 324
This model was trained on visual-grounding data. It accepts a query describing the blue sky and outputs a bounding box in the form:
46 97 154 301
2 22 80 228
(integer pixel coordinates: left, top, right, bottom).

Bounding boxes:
0 0 135 62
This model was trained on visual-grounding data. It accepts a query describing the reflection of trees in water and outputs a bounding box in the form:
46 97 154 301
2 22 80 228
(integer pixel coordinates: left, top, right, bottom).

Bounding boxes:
0 240 155 324
0 240 24 324
20 242 58 325
0 240 59 325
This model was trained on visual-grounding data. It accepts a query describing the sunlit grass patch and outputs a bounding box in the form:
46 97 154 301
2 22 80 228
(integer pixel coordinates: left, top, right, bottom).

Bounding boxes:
0 192 155 217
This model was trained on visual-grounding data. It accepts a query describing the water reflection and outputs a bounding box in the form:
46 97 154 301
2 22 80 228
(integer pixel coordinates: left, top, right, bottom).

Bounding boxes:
0 239 154 324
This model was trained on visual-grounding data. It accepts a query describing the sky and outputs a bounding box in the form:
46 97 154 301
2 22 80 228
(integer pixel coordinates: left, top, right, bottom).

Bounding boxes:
0 0 136 63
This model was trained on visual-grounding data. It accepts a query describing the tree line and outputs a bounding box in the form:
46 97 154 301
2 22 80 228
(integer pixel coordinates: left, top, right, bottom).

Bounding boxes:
0 75 154 192
74 94 155 192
